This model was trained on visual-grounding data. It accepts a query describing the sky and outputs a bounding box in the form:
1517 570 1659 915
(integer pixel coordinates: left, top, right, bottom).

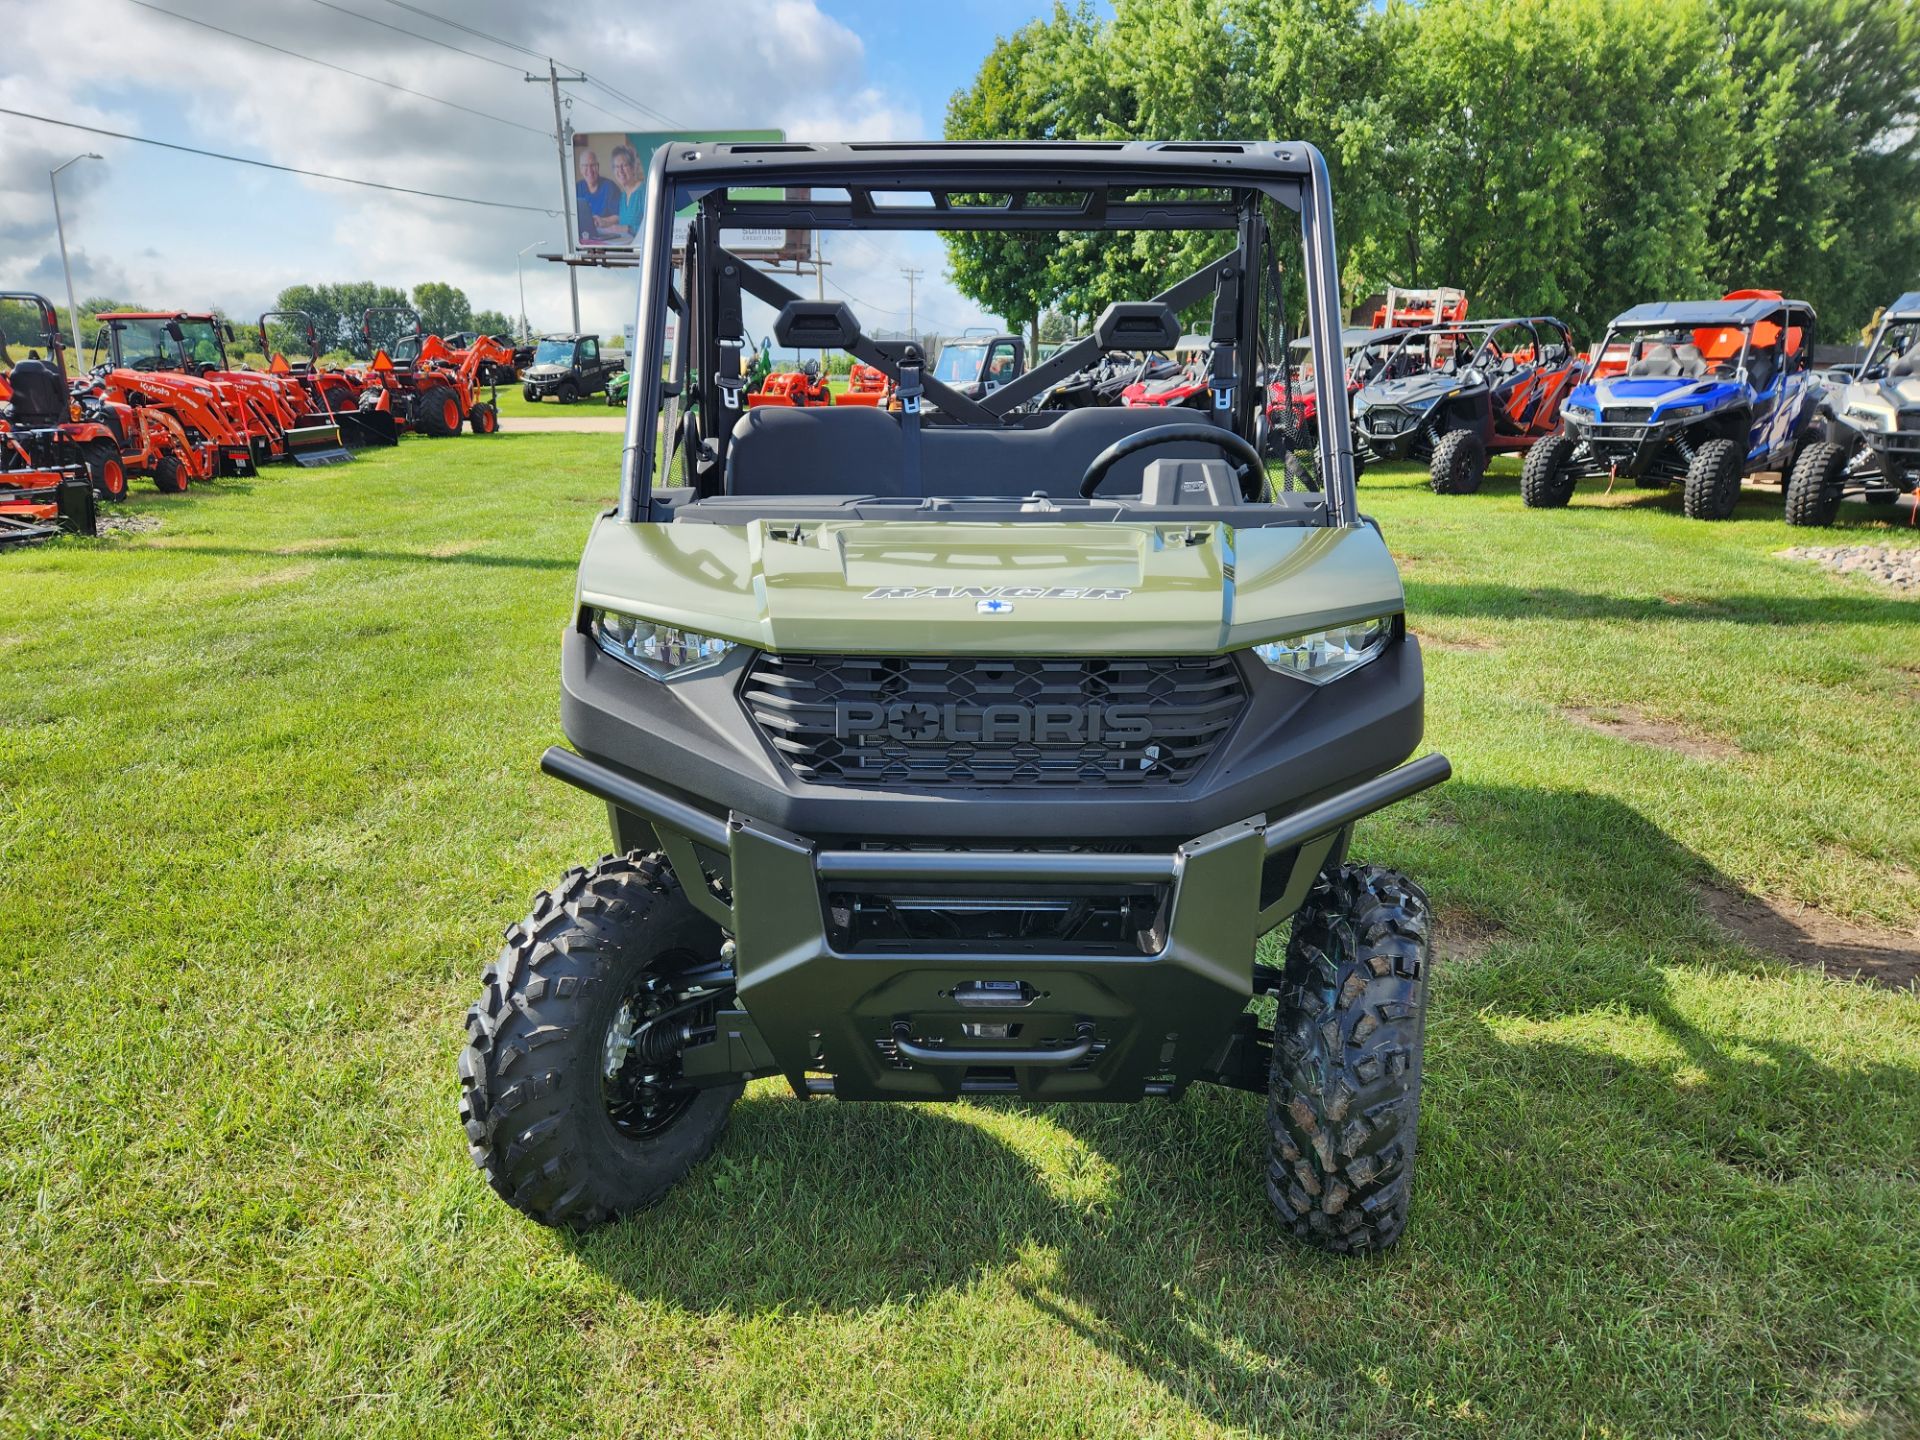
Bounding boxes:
0 0 1062 344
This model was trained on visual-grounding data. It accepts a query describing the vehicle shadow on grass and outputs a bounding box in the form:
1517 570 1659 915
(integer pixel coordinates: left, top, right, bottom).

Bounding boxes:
1410 576 1914 627
564 783 1917 1430
111 540 576 571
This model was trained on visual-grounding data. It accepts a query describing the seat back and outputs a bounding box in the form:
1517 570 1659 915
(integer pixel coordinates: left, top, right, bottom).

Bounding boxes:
727 405 1230 500
6 358 67 428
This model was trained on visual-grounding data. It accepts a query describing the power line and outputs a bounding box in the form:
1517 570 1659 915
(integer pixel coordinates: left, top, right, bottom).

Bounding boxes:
371 0 683 128
128 0 552 138
377 0 544 60
0 107 558 215
298 0 526 76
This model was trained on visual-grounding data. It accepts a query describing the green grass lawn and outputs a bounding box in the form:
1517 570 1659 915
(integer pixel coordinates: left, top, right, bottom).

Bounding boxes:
2 443 1916 1438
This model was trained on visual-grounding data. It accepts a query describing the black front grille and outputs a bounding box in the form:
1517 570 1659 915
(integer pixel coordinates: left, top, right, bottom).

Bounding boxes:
1603 405 1654 425
741 653 1246 787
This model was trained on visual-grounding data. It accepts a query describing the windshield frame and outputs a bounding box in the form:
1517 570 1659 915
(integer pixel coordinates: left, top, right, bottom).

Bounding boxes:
618 143 1356 527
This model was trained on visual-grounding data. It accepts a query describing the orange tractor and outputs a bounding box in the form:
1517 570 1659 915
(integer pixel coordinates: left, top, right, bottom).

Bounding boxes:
0 292 99 540
356 306 505 436
746 358 835 408
94 310 355 468
258 309 397 449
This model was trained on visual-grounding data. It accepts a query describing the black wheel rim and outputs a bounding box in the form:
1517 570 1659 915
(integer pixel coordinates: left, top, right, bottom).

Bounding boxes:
600 961 702 1139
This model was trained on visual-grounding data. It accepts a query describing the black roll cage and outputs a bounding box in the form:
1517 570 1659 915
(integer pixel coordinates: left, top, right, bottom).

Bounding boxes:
1367 316 1573 375
617 141 1357 526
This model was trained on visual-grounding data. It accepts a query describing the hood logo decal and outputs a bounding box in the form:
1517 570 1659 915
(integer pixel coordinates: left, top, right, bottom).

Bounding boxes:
864 585 1132 601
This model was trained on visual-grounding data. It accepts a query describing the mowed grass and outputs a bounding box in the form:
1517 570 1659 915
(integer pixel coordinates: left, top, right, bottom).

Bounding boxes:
1 440 1917 1438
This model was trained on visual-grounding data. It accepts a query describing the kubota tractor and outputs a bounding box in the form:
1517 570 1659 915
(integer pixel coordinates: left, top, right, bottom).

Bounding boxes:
258 310 397 449
0 293 97 540
356 306 504 436
94 311 353 467
1 290 131 502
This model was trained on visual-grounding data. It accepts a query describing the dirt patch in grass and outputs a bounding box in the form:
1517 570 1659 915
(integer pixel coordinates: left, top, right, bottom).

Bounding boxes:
1561 705 1738 761
235 563 318 590
427 540 485 558
1697 884 1920 990
1417 629 1498 653
1436 908 1507 963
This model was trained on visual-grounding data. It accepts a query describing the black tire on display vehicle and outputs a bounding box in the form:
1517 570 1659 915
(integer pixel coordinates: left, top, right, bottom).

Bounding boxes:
84 439 128 501
558 380 580 405
1428 428 1486 495
1267 862 1433 1254
417 385 463 437
458 852 742 1227
1519 432 1578 508
469 402 500 435
1681 437 1744 520
522 384 539 405
1784 440 1847 527
152 454 187 494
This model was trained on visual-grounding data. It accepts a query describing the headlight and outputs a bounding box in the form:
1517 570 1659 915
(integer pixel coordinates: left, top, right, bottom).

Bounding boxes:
1250 615 1395 685
1846 405 1891 430
589 608 736 679
1660 403 1706 421
1562 402 1595 423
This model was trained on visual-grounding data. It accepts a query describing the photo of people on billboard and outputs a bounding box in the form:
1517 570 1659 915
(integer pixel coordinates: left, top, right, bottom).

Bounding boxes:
572 130 785 250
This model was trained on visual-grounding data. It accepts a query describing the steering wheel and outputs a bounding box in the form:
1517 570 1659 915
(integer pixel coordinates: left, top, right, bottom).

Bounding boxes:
1078 422 1268 501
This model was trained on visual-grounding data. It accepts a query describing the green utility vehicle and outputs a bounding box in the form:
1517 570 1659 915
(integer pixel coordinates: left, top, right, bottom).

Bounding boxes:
458 141 1450 1254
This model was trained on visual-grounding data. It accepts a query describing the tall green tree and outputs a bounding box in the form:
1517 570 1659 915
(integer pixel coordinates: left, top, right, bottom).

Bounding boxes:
471 308 513 339
274 283 410 359
1706 0 1920 334
411 281 473 338
1343 0 1732 338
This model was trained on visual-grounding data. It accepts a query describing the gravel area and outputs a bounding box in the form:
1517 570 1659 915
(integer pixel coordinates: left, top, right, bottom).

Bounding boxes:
97 512 164 535
1776 544 1920 593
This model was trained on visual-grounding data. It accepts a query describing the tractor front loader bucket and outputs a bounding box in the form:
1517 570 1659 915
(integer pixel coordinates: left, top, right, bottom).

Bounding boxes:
329 408 399 449
283 417 355 467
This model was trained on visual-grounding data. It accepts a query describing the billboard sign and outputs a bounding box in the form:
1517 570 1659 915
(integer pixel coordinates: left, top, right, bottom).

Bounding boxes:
571 129 808 261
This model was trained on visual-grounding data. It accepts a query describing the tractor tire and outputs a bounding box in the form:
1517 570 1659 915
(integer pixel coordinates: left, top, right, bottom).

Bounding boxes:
152 455 187 494
1682 437 1744 520
469 402 500 435
1268 862 1433 1254
417 386 463 438
1784 440 1847 527
85 440 128 502
558 380 580 405
1520 432 1578 508
458 852 742 1229
1428 428 1486 495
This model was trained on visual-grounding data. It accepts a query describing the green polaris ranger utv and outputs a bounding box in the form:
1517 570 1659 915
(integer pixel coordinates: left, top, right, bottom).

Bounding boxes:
458 141 1451 1254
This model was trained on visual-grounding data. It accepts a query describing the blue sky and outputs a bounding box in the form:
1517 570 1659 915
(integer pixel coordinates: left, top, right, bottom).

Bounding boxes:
0 0 1074 343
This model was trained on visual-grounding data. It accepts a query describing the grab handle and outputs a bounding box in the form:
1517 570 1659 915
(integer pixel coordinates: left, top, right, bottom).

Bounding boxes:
891 1021 1095 1068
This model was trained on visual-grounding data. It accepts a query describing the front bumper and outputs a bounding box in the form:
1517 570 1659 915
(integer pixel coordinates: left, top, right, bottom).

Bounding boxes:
541 744 1451 1101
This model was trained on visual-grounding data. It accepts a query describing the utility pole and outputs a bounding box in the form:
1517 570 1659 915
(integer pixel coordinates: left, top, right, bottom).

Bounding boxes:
527 59 587 333
898 267 924 340
50 153 101 363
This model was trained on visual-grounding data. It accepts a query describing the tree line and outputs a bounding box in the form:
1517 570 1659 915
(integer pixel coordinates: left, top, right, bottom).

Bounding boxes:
944 0 1920 343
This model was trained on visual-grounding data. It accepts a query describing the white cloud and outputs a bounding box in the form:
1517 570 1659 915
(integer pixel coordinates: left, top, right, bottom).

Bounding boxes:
0 0 975 333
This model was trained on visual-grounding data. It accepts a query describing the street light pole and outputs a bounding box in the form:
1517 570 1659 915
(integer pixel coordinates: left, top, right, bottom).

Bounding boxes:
517 239 543 343
50 153 102 364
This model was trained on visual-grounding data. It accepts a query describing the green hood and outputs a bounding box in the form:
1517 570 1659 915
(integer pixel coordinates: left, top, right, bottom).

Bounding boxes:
576 518 1402 655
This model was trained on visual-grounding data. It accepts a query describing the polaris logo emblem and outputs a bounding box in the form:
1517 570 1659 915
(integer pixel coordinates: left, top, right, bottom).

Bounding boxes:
834 701 1154 745
863 585 1132 601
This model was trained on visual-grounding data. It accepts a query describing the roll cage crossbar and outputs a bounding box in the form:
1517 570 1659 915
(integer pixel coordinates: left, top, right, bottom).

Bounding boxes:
618 141 1357 526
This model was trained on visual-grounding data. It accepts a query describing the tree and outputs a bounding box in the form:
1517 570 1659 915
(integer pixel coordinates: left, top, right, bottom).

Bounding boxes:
471 308 513 339
411 281 473 338
1705 0 1920 334
274 282 410 359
